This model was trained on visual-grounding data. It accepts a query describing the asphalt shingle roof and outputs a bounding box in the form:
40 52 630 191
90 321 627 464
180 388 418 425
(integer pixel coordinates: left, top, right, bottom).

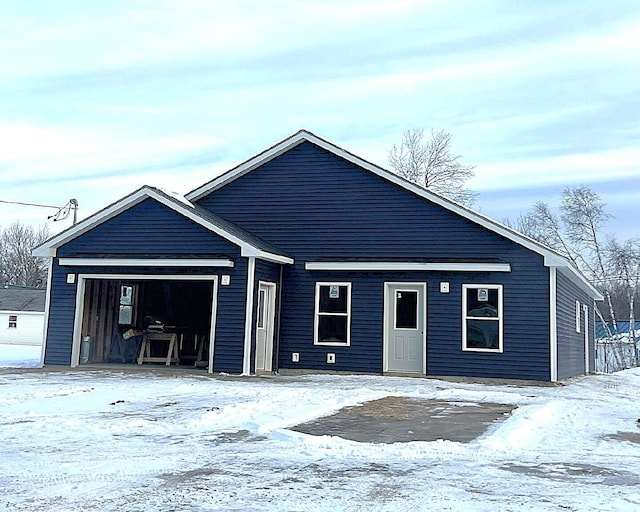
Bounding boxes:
0 288 46 312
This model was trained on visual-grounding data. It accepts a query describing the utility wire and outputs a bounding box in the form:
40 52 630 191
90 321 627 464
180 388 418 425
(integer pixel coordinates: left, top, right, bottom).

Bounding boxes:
0 199 59 209
0 198 79 224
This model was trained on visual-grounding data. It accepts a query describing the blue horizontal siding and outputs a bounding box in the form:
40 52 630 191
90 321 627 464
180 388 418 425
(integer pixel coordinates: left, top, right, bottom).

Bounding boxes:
197 141 552 380
212 258 247 374
556 269 592 379
44 259 76 365
59 198 241 258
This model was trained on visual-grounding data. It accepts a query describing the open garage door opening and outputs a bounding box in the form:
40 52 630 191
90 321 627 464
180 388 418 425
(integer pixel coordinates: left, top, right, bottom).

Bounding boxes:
78 278 215 369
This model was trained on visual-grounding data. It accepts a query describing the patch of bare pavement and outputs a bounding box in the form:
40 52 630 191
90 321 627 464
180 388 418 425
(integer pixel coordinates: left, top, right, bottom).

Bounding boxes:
291 396 515 443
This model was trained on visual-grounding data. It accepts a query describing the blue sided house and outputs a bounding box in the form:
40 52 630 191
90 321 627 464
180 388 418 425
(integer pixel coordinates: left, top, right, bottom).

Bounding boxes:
33 130 602 382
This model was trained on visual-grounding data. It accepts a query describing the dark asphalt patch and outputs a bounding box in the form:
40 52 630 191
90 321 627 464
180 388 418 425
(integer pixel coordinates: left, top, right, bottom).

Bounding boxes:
291 396 515 443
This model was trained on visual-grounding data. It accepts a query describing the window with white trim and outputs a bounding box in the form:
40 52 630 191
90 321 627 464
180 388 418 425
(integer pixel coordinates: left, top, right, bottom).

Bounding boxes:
575 300 581 333
314 282 351 346
8 315 17 329
462 284 503 352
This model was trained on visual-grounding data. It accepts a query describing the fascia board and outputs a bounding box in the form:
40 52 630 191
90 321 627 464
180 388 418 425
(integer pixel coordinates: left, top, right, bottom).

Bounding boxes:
240 247 294 265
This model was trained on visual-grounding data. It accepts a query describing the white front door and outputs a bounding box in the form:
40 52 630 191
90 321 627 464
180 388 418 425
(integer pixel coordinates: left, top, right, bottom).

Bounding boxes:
384 283 426 374
255 282 276 372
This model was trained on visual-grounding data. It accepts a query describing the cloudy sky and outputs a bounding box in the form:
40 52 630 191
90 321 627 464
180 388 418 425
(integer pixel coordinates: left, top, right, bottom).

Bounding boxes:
1 1 639 240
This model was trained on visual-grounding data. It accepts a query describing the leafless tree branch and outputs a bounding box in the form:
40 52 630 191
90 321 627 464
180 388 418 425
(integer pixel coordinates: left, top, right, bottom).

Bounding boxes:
388 128 477 206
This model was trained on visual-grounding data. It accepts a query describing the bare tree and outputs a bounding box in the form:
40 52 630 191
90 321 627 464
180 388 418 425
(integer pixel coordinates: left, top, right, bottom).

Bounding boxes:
511 202 581 267
0 222 50 288
388 128 477 206
607 238 640 363
509 185 639 371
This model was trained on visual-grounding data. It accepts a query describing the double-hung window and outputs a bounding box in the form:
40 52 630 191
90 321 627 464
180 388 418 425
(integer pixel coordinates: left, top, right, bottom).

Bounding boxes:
8 315 17 329
314 282 351 346
462 284 503 352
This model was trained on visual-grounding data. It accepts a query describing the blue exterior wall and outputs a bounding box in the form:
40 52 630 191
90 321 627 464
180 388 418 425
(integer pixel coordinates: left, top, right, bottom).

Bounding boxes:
556 269 594 379
212 258 247 374
44 198 249 373
59 198 240 258
44 258 77 365
196 141 552 380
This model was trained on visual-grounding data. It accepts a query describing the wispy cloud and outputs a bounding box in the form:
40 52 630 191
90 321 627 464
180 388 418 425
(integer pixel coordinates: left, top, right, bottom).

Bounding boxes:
1 1 639 237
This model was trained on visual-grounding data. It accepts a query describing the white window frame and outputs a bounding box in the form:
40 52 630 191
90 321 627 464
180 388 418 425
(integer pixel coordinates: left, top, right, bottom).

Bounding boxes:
8 314 17 329
314 282 351 346
462 284 503 353
575 300 581 333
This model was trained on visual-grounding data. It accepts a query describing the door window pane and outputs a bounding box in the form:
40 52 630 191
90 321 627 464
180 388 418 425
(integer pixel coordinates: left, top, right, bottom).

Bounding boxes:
395 291 418 329
257 289 266 329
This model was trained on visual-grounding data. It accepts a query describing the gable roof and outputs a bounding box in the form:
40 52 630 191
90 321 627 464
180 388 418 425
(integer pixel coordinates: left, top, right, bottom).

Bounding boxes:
32 186 293 264
0 287 46 312
186 129 602 299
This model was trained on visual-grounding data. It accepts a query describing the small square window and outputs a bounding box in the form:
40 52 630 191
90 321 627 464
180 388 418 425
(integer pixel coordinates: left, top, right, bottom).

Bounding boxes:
8 315 17 329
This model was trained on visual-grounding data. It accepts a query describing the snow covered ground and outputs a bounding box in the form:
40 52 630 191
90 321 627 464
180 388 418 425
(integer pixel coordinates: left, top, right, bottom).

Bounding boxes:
0 343 41 368
1 347 639 511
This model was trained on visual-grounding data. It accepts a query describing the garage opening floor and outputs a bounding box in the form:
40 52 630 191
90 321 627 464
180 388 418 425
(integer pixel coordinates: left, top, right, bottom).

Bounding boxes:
291 396 516 443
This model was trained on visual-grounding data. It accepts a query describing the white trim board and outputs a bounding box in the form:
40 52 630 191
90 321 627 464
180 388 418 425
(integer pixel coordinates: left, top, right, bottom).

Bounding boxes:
0 310 45 316
59 258 234 268
242 257 256 375
186 130 598 299
305 262 511 272
40 257 54 368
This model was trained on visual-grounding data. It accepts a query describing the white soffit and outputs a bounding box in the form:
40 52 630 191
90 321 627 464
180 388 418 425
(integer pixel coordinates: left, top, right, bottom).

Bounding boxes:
305 262 512 272
58 258 235 268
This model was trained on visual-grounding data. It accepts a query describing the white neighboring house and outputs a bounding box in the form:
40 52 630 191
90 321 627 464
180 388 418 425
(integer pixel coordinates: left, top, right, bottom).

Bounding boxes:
0 286 46 346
